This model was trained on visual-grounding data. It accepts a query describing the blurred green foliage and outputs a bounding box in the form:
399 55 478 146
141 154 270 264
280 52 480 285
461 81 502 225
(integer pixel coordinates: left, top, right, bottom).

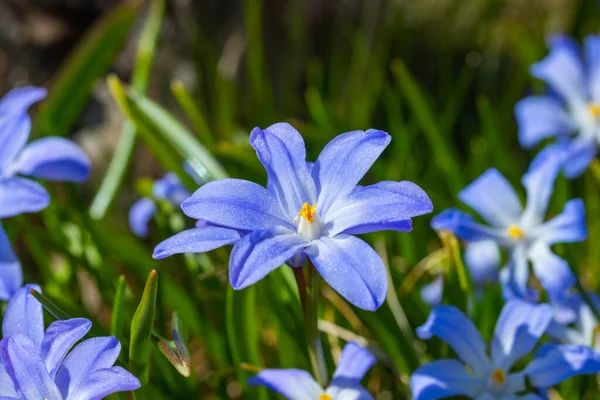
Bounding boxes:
6 0 600 398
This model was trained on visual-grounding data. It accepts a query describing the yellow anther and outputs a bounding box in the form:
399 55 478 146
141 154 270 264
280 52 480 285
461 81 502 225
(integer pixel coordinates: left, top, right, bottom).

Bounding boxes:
589 103 600 118
507 225 525 240
298 202 317 224
319 394 333 400
491 368 505 385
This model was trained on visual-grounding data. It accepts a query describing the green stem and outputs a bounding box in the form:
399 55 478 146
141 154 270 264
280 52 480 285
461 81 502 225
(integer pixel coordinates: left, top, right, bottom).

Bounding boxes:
575 278 600 323
305 261 328 387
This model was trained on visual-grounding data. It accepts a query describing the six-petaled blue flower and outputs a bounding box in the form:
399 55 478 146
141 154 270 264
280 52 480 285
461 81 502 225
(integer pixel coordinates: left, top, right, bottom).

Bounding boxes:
411 300 600 400
0 285 140 399
516 34 600 178
431 155 586 299
0 87 90 301
153 123 433 311
249 341 375 400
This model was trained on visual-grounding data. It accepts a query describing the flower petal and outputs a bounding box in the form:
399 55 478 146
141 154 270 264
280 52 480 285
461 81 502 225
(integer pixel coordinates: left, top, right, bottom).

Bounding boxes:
313 129 391 216
229 227 307 290
464 241 500 285
0 358 18 397
531 44 586 108
417 306 490 372
248 369 323 400
515 96 576 148
491 300 553 371
55 336 122 398
410 359 484 400
0 334 62 400
431 209 507 244
10 137 90 182
41 318 92 379
324 181 433 236
535 199 587 245
2 284 44 349
153 226 242 259
0 177 50 218
62 367 141 400
504 246 532 300
305 235 387 311
526 344 600 388
326 382 373 400
0 115 31 174
585 34 600 102
562 136 598 178
0 87 46 116
250 123 316 219
528 242 576 295
458 169 522 227
520 153 561 229
181 179 293 230
128 198 156 238
332 342 376 383
0 224 22 301
420 276 443 307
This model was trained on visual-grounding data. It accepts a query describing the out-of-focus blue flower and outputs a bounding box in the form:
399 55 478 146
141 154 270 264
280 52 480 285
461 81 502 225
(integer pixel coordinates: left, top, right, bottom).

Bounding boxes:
547 291 600 352
0 87 90 301
129 173 191 237
420 240 501 307
249 341 375 400
0 285 140 399
411 300 600 400
516 34 600 178
431 155 586 299
153 123 433 310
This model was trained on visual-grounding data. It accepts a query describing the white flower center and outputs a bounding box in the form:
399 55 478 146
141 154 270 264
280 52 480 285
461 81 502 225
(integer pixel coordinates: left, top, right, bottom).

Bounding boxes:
295 202 323 241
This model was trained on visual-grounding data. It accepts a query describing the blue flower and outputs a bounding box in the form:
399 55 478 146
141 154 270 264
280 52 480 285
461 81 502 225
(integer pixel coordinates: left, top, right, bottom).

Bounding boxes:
248 341 376 400
546 291 600 351
0 285 140 399
129 173 191 237
153 123 433 310
431 155 586 299
411 300 600 400
0 87 90 300
516 34 600 178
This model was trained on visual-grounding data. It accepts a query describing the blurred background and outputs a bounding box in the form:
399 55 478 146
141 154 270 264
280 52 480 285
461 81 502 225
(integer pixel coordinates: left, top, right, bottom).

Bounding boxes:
2 0 600 398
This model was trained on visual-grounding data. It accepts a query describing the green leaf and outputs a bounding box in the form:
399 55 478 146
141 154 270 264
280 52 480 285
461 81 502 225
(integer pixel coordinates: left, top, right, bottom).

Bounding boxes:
226 286 267 400
391 59 463 193
110 275 128 338
29 289 71 321
130 269 158 385
90 0 165 220
37 0 141 137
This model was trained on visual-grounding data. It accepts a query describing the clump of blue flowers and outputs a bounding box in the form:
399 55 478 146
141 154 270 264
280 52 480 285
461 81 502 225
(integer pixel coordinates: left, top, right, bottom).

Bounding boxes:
249 341 376 399
431 155 586 299
0 87 90 300
154 123 432 310
0 285 140 399
411 299 600 399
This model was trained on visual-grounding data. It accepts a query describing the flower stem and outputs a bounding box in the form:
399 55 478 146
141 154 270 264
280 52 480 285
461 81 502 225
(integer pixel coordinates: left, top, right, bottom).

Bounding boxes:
293 267 307 314
305 261 328 387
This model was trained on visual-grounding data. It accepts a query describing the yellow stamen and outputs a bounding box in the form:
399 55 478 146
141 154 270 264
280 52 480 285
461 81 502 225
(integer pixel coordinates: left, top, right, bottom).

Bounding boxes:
298 202 317 224
589 103 600 118
491 368 505 385
319 394 333 400
507 225 525 240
